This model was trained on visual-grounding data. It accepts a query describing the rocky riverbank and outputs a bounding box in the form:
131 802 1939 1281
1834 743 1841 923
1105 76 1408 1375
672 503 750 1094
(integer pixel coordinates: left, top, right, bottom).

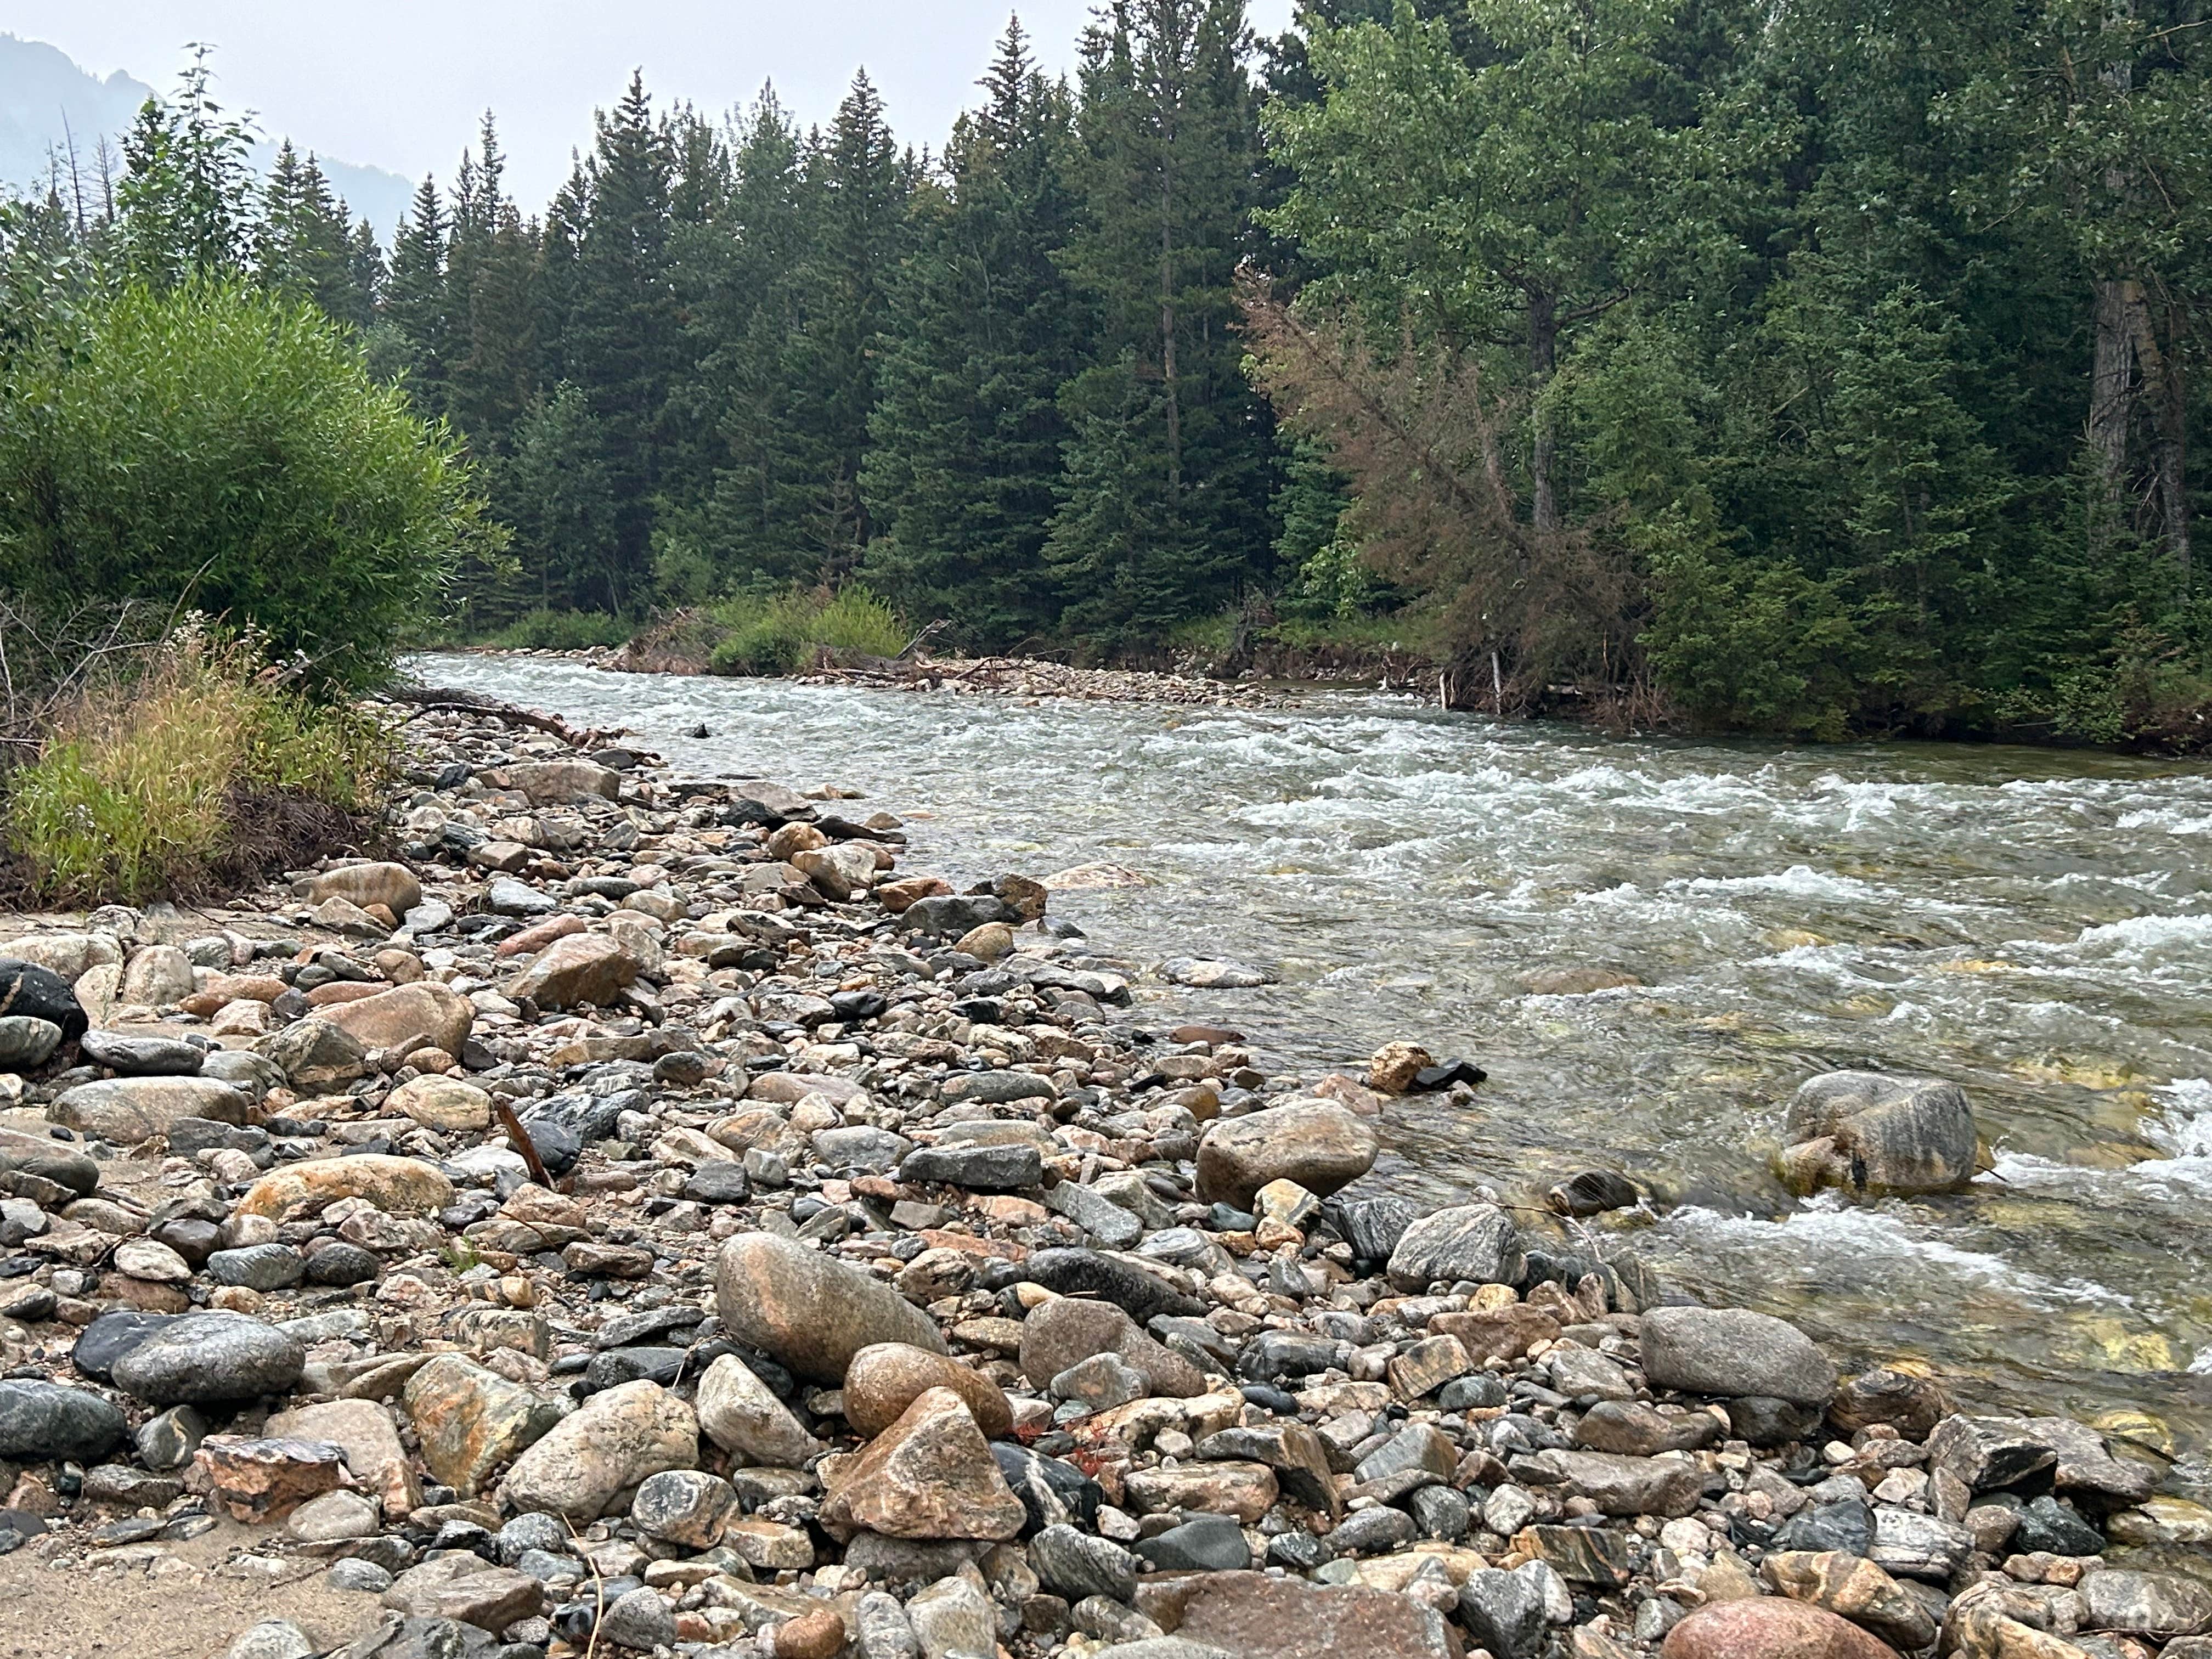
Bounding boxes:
0 699 2205 1659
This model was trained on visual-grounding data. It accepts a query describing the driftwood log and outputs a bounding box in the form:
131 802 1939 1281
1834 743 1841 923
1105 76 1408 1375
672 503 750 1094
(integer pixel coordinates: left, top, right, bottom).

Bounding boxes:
379 684 617 749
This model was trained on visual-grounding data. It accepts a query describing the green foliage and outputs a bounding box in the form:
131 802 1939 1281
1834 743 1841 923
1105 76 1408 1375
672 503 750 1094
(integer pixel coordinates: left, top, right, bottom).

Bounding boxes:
0 280 491 686
702 585 906 675
4 633 391 904
475 608 636 650
114 49 258 290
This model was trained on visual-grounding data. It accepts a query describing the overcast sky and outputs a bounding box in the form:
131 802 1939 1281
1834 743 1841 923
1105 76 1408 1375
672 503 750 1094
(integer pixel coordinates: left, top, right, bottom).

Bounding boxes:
18 1 1300 210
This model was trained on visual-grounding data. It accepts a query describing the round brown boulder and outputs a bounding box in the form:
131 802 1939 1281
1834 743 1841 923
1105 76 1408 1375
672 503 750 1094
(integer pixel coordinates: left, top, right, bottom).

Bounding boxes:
844 1343 1012 1440
1662 1598 1901 1659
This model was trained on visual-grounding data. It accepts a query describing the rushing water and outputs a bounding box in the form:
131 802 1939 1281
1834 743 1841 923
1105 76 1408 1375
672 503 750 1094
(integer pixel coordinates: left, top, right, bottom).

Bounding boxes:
420 653 2212 1459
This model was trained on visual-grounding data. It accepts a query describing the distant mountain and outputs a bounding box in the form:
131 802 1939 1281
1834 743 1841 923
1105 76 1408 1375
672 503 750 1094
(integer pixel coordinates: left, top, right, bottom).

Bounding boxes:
0 33 415 241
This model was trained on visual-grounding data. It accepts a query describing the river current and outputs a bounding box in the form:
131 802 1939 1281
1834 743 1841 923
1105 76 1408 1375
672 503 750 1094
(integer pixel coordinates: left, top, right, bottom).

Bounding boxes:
420 653 2212 1464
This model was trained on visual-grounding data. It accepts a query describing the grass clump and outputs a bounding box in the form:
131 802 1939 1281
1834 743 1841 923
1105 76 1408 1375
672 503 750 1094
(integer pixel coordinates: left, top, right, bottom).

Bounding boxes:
706 586 906 676
3 630 391 904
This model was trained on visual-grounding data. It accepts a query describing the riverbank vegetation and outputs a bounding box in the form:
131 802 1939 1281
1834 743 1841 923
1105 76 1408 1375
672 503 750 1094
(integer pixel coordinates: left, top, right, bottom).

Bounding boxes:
9 11 2212 746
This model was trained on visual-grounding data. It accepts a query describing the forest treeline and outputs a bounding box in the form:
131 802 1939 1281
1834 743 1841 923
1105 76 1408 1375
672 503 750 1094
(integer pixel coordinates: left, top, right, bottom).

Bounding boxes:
8 1 2212 743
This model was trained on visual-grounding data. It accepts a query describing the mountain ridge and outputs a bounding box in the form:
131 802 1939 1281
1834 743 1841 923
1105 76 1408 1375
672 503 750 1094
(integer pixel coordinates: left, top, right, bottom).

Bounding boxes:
0 33 415 240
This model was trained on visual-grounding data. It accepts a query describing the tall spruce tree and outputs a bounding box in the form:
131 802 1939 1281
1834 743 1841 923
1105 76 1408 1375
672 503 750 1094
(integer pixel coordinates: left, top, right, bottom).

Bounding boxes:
380 176 450 413
862 21 1086 644
1046 0 1279 642
256 142 373 326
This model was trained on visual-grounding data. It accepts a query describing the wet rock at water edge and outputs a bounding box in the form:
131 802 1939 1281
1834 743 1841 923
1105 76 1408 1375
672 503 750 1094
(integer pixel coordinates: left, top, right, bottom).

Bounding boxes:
1639 1305 1838 1407
1781 1070 1977 1197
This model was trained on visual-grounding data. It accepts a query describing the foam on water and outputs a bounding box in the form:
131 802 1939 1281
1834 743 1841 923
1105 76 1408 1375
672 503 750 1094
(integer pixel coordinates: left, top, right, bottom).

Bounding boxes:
1673 865 1882 901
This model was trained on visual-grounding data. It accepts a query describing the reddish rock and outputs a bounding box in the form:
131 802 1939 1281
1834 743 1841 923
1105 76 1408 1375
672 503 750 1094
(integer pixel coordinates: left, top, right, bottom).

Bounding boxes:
1662 1597 1903 1659
188 1435 350 1522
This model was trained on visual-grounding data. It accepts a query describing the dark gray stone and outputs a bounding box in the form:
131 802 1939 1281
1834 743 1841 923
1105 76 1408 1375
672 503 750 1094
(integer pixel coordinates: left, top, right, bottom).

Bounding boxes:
1385 1204 1525 1292
1030 1523 1138 1604
208 1243 306 1291
991 1443 1102 1537
78 1030 205 1076
0 1380 126 1460
2013 1495 2103 1557
1458 1567 1548 1659
134 1404 208 1470
1639 1305 1838 1408
1773 1498 1874 1556
306 1244 382 1287
1339 1197 1419 1263
71 1311 180 1381
1003 1249 1206 1323
1135 1514 1250 1572
0 959 86 1041
1045 1181 1143 1248
682 1161 750 1205
110 1311 306 1403
1409 1485 1471 1541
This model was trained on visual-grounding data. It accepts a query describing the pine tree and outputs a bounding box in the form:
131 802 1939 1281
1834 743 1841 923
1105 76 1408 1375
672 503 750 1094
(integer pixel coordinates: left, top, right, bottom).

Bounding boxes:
380 176 450 412
1046 0 1280 641
661 87 820 592
257 142 371 325
550 72 678 612
862 21 1087 644
445 116 541 450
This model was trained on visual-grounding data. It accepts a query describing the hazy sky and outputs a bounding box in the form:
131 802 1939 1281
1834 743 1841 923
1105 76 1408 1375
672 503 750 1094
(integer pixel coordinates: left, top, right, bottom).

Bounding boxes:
19 2 1300 210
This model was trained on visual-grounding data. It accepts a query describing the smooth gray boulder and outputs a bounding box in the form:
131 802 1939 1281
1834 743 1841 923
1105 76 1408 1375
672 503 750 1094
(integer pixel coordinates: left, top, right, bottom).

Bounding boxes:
1782 1071 1977 1195
714 1233 945 1383
1639 1305 1837 1408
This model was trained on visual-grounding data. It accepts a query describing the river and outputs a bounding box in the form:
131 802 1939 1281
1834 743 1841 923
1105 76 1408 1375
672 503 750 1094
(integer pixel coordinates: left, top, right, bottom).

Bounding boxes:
418 653 2212 1470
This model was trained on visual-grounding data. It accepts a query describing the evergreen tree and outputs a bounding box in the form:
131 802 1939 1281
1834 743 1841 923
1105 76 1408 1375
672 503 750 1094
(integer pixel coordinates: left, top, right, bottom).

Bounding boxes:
256 142 371 326
549 72 678 612
444 116 541 449
1046 0 1279 642
380 176 450 412
862 22 1086 643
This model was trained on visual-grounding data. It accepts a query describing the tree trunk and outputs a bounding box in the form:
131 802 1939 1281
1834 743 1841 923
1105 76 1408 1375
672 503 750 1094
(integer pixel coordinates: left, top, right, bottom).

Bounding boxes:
1528 290 1560 533
2090 277 2141 511
1159 109 1181 503
2134 294 2193 587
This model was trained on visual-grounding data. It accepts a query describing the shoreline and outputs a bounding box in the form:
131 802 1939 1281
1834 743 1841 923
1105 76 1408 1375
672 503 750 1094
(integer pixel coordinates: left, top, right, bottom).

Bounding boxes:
0 693 2202 1658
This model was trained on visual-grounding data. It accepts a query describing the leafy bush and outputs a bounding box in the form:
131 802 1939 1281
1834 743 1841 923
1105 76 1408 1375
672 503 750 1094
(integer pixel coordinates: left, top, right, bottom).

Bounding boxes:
0 280 496 687
704 586 906 676
4 630 390 903
478 608 636 650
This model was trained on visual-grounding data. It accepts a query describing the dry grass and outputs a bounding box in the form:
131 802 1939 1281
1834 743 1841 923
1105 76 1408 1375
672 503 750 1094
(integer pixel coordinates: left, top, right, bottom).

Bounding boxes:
1 628 392 905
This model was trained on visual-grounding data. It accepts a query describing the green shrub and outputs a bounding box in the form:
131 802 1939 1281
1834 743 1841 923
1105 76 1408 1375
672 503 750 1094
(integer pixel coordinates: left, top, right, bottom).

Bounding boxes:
703 586 906 676
479 608 635 651
0 280 497 687
4 632 390 902
808 586 906 656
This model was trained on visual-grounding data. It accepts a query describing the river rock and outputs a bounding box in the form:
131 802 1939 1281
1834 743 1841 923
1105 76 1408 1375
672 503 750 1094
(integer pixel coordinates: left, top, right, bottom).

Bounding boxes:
1013 1248 1208 1323
1046 1178 1146 1248
1782 1071 1977 1196
2079 1568 2212 1638
191 1435 349 1521
630 1469 737 1548
0 1016 62 1067
267 1398 419 1516
387 1075 493 1131
1031 1522 1139 1602
1124 1461 1279 1522
381 1556 546 1630
235 1155 454 1219
695 1352 822 1465
120 944 195 1006
507 933 640 1009
1458 1566 1548 1659
111 1311 306 1403
308 863 424 915
0 957 86 1039
504 759 619 804
209 1243 306 1290
496 1378 697 1520
714 1233 946 1383
1194 1102 1377 1209
898 1141 1041 1190
320 982 473 1060
1141 1572 1459 1659
402 1353 563 1496
1640 1305 1838 1407
1385 1203 1525 1292
258 1017 369 1093
1662 1598 1902 1659
846 1343 1013 1439
994 1443 1104 1535
1830 1365 1953 1438
794 843 877 900
1764 1551 1937 1650
1019 1297 1206 1400
0 1379 126 1460
77 1028 204 1075
49 1076 249 1142
822 1387 1025 1541
1546 1449 1706 1517
4 933 121 984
